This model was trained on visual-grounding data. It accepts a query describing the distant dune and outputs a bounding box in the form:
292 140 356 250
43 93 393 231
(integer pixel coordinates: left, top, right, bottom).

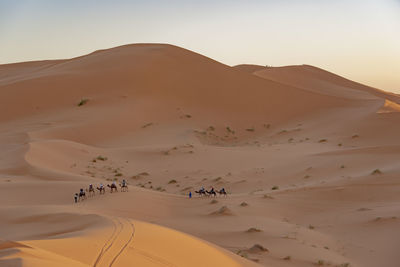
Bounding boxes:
233 64 266 74
1 44 400 267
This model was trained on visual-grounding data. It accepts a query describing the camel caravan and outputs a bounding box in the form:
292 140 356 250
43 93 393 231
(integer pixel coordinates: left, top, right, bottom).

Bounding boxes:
192 187 227 198
74 179 128 202
74 179 228 202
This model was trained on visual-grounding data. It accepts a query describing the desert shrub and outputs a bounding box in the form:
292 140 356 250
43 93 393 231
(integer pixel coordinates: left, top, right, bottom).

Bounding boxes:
168 179 177 184
237 250 248 258
226 127 235 134
77 98 89 106
246 227 262 233
96 155 107 161
371 169 382 175
271 186 279 190
142 123 153 128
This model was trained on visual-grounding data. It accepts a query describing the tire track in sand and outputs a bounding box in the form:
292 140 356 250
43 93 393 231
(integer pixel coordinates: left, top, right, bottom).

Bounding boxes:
109 220 135 267
93 218 123 267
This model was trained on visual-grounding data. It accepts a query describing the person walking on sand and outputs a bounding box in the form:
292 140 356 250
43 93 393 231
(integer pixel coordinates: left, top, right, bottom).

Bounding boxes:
189 191 192 199
74 193 78 203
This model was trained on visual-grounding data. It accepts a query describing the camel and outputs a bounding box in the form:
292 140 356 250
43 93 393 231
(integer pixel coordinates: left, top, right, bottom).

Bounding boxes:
119 183 128 192
96 186 105 194
107 183 118 193
206 188 217 197
78 189 86 201
217 188 227 197
195 189 206 197
86 185 95 197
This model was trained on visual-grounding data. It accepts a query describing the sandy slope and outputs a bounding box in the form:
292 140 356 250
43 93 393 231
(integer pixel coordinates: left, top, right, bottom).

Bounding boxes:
1 44 400 267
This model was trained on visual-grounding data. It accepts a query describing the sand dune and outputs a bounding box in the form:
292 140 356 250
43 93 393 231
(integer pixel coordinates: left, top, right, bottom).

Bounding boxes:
1 44 400 266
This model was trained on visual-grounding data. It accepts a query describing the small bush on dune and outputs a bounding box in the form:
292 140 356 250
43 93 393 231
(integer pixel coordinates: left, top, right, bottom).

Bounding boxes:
318 139 327 143
77 98 89 106
236 251 248 258
226 127 235 134
96 155 107 161
246 227 262 233
371 169 382 175
271 186 279 190
168 179 177 184
283 256 291 261
156 186 165 192
142 123 153 128
247 244 269 253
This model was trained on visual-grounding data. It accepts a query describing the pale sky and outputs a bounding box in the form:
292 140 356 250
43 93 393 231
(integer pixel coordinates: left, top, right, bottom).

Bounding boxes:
1 0 399 93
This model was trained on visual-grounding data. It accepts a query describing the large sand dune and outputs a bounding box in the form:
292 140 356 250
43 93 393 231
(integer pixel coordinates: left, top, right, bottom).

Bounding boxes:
1 44 400 266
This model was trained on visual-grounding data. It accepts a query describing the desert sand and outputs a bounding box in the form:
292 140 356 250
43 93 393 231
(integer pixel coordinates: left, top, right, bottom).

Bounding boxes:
0 44 399 267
